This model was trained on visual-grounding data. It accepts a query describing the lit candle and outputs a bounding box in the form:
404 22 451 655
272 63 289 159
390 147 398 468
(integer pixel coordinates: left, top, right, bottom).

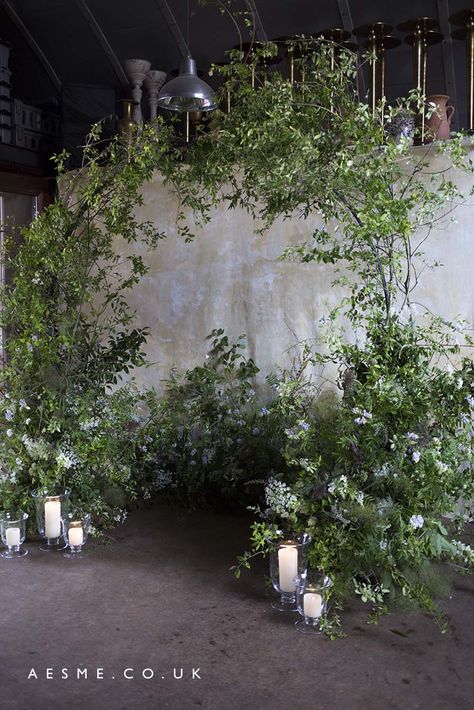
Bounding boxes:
278 545 298 592
6 527 20 547
304 592 322 618
68 525 84 547
44 499 61 538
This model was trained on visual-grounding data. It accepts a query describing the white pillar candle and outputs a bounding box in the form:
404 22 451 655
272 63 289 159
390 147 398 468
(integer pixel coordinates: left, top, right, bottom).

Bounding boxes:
6 527 20 547
278 545 298 592
68 526 84 547
304 592 322 618
44 500 61 538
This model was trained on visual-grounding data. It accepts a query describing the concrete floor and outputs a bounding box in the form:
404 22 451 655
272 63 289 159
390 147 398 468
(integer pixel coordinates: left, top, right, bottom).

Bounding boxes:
1 503 473 710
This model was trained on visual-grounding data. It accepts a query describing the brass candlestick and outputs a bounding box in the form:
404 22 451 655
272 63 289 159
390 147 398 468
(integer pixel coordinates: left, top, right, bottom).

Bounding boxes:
450 9 474 132
273 36 318 84
212 61 232 113
355 23 400 120
398 17 443 143
320 28 355 76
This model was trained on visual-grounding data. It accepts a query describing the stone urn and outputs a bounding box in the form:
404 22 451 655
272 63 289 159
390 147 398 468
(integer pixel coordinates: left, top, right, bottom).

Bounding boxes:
123 58 151 123
144 69 167 120
425 95 455 142
385 109 415 145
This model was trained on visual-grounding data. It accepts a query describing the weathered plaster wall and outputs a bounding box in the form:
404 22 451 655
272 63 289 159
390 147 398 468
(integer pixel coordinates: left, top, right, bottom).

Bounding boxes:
118 148 474 394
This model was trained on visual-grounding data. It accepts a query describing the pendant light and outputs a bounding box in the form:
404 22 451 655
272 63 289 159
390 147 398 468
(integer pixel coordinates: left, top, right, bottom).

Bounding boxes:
157 0 216 112
157 56 216 111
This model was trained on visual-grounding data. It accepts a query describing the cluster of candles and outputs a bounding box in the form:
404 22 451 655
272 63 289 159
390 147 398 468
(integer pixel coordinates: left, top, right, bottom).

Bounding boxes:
270 536 332 634
0 490 90 560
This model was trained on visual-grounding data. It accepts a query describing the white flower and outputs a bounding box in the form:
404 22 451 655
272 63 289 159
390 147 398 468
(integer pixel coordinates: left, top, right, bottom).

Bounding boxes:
260 407 269 416
328 475 349 497
409 514 424 529
4 409 14 421
412 451 421 464
56 451 75 469
18 399 29 410
6 429 13 437
25 418 31 425
379 540 388 550
374 463 389 478
466 395 474 409
356 491 364 504
457 378 464 390
353 408 372 425
407 432 419 441
265 478 299 516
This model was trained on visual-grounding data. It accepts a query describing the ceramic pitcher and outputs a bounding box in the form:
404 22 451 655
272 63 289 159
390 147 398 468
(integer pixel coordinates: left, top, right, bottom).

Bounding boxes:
425 95 455 142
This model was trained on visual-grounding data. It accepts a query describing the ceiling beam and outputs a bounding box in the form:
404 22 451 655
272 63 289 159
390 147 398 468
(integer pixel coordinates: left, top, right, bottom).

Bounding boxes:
336 0 366 98
437 0 458 130
0 0 61 92
154 0 189 59
244 0 267 42
74 0 129 88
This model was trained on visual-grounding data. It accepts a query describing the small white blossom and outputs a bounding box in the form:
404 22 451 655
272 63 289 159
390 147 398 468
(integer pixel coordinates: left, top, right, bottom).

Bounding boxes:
260 407 269 416
407 432 419 441
5 409 14 421
56 451 76 469
412 451 421 464
6 429 13 437
265 478 299 516
409 514 424 529
374 463 389 478
353 408 372 425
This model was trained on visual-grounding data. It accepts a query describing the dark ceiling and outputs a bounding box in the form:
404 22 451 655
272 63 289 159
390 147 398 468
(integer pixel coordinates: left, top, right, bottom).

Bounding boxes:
0 0 473 130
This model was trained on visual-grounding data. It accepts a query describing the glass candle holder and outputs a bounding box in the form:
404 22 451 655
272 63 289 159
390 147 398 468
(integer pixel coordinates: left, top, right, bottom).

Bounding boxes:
62 512 91 559
294 570 333 633
0 511 28 558
31 488 70 551
268 533 312 611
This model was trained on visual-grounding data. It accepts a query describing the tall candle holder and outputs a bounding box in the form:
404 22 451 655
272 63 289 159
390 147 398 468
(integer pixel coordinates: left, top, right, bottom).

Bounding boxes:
123 58 151 123
354 23 400 121
268 533 311 611
145 69 167 120
0 511 28 558
62 512 91 559
31 488 70 551
294 570 333 634
450 9 474 132
398 17 443 143
273 36 298 85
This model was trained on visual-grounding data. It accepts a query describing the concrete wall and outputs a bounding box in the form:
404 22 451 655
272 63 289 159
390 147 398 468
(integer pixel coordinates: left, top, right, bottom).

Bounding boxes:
118 148 474 394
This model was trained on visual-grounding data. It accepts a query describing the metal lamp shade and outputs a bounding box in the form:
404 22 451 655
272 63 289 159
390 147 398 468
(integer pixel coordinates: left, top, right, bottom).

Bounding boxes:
157 57 216 112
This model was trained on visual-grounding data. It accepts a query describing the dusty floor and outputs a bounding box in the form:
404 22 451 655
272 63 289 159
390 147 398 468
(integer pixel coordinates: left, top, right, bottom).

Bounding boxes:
0 503 473 710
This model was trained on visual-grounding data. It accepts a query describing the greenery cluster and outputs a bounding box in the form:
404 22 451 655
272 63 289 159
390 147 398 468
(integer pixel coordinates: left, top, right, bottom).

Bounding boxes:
0 24 473 634
0 122 177 527
163 37 474 629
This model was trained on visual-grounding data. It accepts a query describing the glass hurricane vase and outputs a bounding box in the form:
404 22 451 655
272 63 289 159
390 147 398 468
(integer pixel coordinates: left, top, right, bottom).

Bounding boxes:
0 511 28 558
268 533 312 611
62 512 91 559
294 570 333 634
31 488 70 551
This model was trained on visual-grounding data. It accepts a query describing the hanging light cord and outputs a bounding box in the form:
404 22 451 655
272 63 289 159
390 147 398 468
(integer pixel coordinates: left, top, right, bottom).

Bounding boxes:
186 0 190 57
